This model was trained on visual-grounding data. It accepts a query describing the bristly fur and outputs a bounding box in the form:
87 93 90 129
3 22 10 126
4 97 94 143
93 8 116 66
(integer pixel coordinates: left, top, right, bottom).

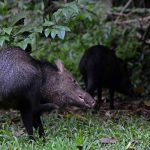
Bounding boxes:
0 47 95 139
79 44 133 109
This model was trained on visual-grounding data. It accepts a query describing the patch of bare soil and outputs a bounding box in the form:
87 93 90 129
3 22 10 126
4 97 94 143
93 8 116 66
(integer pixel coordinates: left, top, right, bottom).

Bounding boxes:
63 95 150 119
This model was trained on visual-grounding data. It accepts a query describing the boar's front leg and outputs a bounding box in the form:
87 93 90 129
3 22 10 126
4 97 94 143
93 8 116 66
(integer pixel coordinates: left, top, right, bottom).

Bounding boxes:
36 103 59 115
20 107 35 141
32 103 59 138
33 114 44 138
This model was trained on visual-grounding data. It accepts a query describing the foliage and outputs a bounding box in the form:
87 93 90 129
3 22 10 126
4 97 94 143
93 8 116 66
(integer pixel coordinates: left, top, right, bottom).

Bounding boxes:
0 0 79 49
0 0 146 88
0 1 150 149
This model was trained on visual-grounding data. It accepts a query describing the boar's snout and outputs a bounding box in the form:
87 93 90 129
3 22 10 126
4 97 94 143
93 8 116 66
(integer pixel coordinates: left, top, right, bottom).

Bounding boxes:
80 93 95 108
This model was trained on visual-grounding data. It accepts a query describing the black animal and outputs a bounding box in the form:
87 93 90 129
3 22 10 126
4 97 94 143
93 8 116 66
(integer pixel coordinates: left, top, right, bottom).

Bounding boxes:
0 47 95 140
79 45 133 109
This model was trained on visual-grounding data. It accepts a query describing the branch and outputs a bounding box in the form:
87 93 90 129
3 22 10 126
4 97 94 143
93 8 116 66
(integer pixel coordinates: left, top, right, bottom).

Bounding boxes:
116 16 150 25
141 23 150 46
142 23 150 41
115 0 133 23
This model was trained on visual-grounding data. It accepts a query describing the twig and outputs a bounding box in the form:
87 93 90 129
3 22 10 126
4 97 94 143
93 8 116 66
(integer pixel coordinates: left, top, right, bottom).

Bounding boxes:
112 8 150 14
142 23 150 42
116 16 150 25
64 0 67 4
141 23 150 46
115 0 133 23
108 12 128 17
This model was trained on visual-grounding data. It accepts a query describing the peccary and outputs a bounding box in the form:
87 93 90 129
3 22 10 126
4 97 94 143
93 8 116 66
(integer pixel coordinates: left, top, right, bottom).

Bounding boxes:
0 47 95 140
79 45 133 110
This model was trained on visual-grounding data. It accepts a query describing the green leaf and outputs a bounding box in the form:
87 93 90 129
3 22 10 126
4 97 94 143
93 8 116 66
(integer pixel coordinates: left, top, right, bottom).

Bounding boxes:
62 9 67 17
16 38 31 50
28 33 36 45
63 26 70 32
55 25 70 31
44 28 51 37
15 25 33 35
57 30 65 39
3 27 13 35
51 29 58 39
47 25 70 39
55 25 64 30
17 42 27 50
34 26 43 33
53 9 62 22
0 38 4 46
69 2 79 13
10 11 27 26
43 20 55 26
0 35 9 46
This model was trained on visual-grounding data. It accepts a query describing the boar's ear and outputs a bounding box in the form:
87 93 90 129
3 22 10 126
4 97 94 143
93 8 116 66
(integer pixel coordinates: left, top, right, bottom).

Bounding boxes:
55 59 65 73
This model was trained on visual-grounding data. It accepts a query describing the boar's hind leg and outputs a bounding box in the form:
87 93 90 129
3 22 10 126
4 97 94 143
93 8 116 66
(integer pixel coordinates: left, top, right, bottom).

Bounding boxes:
94 88 102 111
20 107 35 140
86 78 95 97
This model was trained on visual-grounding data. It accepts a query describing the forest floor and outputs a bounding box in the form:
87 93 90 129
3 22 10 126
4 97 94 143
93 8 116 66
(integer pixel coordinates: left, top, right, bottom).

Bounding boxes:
0 96 150 150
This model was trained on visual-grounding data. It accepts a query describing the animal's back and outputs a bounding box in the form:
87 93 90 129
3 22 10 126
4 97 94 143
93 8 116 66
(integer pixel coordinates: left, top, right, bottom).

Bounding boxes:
79 45 122 89
0 47 40 96
80 45 116 76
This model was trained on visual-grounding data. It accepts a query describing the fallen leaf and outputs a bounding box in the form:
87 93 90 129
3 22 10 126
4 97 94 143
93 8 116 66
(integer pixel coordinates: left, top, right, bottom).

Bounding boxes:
105 111 112 117
126 148 135 150
100 137 117 144
105 111 117 119
144 100 150 108
133 86 145 94
63 113 87 121
15 128 25 137
126 140 139 150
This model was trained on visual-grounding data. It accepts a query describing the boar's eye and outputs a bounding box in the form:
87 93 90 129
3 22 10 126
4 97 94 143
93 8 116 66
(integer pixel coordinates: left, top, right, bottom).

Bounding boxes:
68 76 78 85
73 79 77 83
71 78 77 84
73 80 79 86
71 78 76 83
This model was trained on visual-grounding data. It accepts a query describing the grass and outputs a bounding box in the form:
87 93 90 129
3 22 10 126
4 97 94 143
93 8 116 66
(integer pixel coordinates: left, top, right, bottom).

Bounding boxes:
0 111 150 150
